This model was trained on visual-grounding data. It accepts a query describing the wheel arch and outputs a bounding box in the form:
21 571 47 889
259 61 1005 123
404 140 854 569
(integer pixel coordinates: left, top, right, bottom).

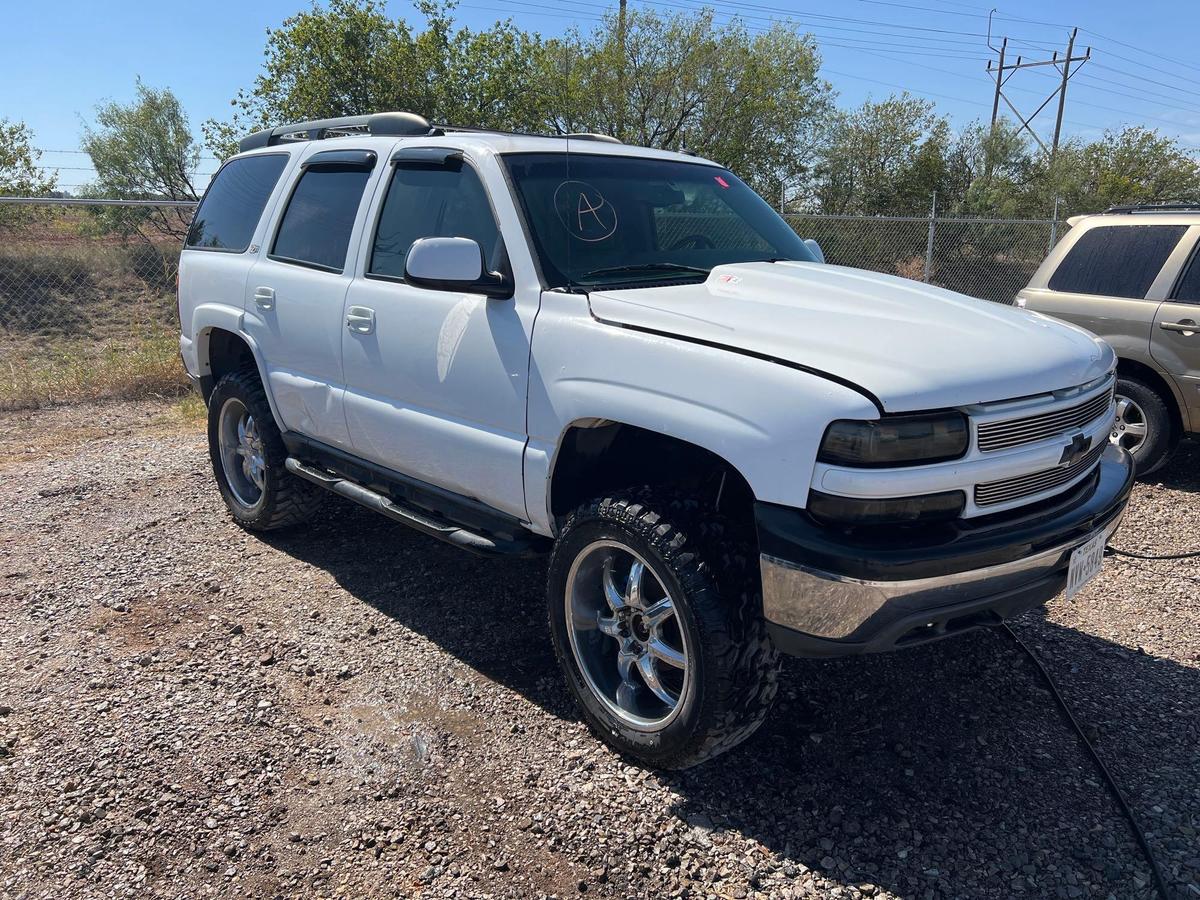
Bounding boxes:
1116 356 1188 436
192 321 284 429
546 419 758 536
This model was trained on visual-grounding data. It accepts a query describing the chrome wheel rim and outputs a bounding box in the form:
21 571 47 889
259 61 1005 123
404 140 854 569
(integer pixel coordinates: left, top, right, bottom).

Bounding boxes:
218 398 266 508
565 540 691 731
1111 394 1149 454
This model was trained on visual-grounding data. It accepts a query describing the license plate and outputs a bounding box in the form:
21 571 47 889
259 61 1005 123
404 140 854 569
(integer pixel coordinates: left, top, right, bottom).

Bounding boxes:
1066 530 1106 599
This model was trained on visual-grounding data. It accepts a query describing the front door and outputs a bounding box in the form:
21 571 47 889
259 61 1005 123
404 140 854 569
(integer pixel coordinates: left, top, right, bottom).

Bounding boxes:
1151 234 1200 426
340 152 535 521
242 149 381 447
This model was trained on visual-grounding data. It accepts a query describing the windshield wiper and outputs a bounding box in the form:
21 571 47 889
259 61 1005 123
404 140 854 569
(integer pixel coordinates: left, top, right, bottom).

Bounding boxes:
579 262 711 281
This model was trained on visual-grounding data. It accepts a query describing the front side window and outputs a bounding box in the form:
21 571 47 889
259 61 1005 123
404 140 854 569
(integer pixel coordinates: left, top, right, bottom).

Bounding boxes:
501 152 814 289
1172 242 1200 303
271 164 372 272
369 163 502 279
186 154 288 252
1048 224 1186 299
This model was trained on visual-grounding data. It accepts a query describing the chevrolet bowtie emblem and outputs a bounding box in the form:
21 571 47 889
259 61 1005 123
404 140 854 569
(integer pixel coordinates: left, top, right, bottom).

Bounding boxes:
1058 433 1093 467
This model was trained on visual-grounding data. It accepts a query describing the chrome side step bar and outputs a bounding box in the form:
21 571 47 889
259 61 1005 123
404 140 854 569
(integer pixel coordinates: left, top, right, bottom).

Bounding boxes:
284 458 540 557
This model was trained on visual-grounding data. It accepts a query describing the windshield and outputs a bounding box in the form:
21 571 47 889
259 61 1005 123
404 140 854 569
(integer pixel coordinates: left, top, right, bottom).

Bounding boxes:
501 152 815 289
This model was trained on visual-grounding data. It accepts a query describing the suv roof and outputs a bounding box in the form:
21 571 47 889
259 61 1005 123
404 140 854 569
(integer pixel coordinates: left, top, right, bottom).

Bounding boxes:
1066 207 1200 228
235 110 713 168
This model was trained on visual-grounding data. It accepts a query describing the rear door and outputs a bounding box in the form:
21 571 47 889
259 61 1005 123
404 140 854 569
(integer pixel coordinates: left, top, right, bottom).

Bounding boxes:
241 148 381 447
1150 228 1200 428
1033 223 1189 362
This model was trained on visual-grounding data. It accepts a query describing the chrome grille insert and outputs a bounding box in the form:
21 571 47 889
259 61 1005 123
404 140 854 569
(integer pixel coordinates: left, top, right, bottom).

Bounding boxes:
974 442 1105 507
977 387 1114 452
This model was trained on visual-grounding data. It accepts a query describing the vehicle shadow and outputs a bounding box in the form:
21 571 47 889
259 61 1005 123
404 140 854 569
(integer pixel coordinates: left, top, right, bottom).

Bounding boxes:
1150 436 1199 494
259 449 1198 898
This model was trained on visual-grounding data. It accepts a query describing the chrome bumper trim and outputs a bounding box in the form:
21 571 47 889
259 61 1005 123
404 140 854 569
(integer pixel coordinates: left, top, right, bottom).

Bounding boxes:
760 513 1124 641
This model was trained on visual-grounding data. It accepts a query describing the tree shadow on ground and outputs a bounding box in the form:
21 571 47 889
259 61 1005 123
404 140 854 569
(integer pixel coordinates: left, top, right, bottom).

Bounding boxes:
260 451 1198 899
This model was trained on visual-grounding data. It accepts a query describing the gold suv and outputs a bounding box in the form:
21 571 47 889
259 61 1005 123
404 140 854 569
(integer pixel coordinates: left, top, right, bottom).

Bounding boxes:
1018 204 1200 475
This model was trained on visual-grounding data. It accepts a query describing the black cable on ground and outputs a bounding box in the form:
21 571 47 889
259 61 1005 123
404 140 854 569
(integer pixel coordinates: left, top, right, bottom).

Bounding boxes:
1000 622 1173 900
1106 545 1200 561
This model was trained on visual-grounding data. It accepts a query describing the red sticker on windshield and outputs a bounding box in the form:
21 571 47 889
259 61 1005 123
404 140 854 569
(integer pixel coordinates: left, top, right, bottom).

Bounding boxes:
714 176 730 188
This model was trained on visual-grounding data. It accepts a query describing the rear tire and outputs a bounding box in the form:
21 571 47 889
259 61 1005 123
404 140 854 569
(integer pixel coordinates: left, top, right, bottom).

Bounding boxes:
207 368 323 531
1113 376 1176 477
547 492 780 769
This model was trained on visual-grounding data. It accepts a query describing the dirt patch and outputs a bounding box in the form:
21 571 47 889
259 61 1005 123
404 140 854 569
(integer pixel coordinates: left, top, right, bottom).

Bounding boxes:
0 398 1197 898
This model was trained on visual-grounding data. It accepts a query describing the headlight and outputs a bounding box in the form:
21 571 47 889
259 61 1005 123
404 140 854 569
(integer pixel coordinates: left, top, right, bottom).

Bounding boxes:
808 489 965 526
818 412 969 467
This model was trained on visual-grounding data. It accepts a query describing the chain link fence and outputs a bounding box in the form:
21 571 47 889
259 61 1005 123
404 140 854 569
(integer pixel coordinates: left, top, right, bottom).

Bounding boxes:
0 196 1067 407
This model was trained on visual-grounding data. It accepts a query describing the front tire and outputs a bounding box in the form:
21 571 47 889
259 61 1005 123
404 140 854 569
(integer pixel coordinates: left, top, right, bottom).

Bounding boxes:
207 368 322 531
1113 376 1177 477
547 493 780 769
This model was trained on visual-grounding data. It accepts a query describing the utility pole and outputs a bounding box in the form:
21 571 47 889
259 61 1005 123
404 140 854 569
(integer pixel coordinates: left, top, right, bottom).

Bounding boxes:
990 37 1006 128
1051 28 1078 157
616 0 627 141
986 12 1090 159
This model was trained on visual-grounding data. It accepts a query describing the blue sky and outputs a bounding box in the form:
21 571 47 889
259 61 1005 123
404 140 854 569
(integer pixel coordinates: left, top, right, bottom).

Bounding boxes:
2 0 1198 192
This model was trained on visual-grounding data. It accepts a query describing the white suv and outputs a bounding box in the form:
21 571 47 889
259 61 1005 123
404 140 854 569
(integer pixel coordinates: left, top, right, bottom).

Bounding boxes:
179 112 1134 768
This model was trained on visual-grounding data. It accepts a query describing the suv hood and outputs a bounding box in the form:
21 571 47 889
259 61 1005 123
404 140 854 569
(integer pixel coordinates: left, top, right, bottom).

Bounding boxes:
588 261 1114 412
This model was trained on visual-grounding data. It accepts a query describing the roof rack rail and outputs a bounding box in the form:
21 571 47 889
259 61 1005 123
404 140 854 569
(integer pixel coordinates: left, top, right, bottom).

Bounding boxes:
238 112 623 154
238 112 434 153
1102 202 1200 214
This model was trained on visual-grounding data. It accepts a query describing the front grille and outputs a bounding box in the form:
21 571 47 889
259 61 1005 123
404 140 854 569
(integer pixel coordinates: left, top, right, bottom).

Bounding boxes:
974 442 1105 507
977 387 1114 452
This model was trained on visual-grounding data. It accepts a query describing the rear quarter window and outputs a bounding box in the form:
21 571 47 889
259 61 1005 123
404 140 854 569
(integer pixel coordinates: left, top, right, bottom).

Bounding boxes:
1048 224 1186 299
185 154 289 252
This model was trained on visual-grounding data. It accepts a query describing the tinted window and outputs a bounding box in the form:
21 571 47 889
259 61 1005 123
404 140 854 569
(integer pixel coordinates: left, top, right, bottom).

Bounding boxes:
272 166 372 272
369 164 502 278
186 154 288 251
1173 243 1200 303
1049 224 1186 299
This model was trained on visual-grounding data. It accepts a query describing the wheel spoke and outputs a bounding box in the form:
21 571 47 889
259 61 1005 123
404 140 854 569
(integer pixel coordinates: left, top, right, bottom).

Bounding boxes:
636 653 678 705
1124 421 1147 437
647 638 686 669
596 613 622 639
642 597 674 628
615 679 641 714
602 557 626 614
626 560 645 609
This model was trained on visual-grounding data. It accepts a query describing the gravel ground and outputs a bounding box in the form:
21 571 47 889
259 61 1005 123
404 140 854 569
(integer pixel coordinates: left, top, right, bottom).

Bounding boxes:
1 399 1197 900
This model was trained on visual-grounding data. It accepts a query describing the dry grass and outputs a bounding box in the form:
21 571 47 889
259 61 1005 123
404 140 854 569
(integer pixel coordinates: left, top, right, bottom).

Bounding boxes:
0 329 190 411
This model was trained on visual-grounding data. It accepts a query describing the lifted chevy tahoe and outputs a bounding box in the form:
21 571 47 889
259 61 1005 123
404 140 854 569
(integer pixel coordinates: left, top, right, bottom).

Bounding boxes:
179 112 1134 768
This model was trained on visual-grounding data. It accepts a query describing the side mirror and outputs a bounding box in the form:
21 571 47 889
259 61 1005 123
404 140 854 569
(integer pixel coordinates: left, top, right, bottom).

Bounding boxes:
803 238 825 264
405 237 511 298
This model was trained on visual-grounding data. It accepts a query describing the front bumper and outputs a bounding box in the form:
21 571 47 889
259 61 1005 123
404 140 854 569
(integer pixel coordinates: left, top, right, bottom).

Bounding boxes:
758 444 1134 657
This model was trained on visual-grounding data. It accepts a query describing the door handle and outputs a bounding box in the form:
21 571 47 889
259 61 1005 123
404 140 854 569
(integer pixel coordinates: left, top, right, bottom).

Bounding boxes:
346 306 376 335
1160 319 1198 335
253 286 275 311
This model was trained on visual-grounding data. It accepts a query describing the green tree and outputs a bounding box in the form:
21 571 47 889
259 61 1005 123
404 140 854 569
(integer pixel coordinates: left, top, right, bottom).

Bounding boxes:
82 80 200 240
1058 126 1200 213
0 119 57 227
814 94 950 215
204 0 554 157
544 9 832 197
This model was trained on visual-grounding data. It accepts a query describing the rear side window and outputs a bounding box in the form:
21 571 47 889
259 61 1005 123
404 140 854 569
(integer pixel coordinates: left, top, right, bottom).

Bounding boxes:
1048 224 1186 299
369 163 502 279
271 164 373 272
186 154 288 251
1173 244 1200 303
